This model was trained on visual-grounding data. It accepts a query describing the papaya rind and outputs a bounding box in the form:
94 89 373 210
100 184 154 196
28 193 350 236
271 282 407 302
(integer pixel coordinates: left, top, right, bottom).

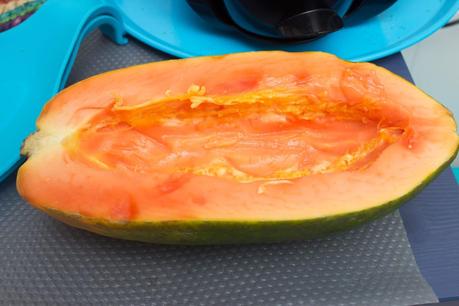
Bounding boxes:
39 145 458 245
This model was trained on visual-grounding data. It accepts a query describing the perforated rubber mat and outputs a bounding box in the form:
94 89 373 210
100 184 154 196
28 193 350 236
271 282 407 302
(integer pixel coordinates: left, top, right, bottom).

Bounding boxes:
0 31 438 305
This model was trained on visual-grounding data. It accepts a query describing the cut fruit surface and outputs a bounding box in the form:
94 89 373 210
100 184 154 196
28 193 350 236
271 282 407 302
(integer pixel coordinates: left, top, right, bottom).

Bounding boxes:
17 52 459 244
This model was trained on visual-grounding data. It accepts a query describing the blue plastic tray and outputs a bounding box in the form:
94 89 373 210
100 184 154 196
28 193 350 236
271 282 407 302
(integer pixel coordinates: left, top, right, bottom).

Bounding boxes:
115 0 459 61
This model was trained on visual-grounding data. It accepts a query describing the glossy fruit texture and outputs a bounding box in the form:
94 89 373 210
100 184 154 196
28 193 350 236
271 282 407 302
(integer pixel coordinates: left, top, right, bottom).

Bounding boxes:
17 52 459 244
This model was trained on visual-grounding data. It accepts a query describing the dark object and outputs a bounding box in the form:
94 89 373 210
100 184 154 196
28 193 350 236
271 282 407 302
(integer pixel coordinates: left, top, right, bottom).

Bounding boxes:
444 18 459 28
187 0 397 41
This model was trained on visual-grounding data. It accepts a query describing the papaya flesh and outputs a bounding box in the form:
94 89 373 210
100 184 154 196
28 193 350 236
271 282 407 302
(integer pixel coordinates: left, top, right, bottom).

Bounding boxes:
17 52 459 244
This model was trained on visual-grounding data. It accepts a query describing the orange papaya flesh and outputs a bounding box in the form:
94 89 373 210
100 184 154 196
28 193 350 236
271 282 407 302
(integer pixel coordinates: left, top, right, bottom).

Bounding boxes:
17 52 459 244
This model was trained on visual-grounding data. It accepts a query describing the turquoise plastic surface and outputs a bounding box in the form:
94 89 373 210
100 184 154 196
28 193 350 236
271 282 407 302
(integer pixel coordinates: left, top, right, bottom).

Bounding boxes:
1 0 458 181
115 0 459 60
0 0 127 181
453 168 459 184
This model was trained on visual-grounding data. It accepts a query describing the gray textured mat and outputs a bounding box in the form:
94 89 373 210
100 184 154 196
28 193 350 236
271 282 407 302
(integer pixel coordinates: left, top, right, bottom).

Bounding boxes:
0 31 438 305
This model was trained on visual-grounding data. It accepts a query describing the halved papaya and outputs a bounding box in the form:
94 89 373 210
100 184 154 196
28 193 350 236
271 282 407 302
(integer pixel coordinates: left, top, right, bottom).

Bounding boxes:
17 52 459 244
